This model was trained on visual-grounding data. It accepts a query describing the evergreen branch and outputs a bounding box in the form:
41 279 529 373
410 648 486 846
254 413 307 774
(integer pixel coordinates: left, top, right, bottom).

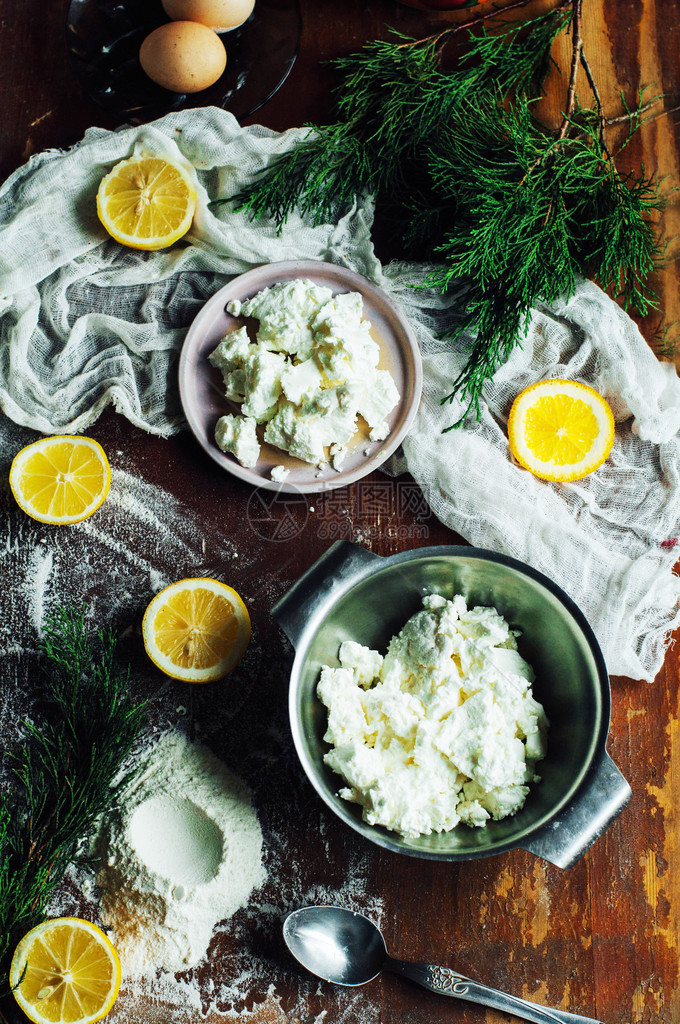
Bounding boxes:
229 5 569 229
0 607 146 975
397 0 571 51
418 91 662 421
218 0 668 422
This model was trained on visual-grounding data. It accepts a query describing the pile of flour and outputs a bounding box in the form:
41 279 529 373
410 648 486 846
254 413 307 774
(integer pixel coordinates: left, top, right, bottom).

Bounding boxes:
95 730 265 976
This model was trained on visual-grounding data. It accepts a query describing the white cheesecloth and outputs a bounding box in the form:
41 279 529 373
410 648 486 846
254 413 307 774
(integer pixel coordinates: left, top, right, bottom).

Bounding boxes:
0 107 678 681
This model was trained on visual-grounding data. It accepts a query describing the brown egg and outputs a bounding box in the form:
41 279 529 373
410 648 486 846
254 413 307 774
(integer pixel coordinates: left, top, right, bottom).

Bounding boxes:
161 0 255 32
139 21 227 93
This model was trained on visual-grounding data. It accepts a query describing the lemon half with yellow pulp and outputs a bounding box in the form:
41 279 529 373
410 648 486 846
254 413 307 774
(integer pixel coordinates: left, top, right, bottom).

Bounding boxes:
142 577 251 682
96 154 196 250
10 917 121 1024
9 436 111 524
508 379 615 482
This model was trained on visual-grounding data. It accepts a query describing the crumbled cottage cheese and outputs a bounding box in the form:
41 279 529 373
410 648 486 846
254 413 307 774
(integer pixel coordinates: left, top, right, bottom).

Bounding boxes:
317 594 548 838
209 280 400 468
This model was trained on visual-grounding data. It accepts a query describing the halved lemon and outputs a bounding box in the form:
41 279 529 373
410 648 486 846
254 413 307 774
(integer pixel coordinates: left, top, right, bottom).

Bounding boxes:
142 577 251 682
10 917 121 1024
9 436 111 524
507 379 615 482
96 154 196 250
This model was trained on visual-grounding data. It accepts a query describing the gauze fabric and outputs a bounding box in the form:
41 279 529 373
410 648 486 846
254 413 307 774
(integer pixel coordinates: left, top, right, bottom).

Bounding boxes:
1 107 678 681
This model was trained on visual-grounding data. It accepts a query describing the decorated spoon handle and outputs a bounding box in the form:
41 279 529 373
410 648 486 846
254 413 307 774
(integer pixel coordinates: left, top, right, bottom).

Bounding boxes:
385 959 606 1024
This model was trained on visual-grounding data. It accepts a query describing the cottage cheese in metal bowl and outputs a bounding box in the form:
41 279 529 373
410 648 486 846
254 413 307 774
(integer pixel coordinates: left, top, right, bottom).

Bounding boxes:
318 593 548 838
178 261 422 493
274 543 632 867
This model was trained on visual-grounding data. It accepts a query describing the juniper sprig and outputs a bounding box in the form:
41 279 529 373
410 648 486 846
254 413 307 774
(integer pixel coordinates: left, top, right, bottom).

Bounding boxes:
226 0 665 423
0 606 145 974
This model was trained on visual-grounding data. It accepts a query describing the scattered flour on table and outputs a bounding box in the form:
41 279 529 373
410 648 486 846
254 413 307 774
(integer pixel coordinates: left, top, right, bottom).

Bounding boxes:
95 730 265 976
0 423 241 655
2 421 384 1023
24 546 53 636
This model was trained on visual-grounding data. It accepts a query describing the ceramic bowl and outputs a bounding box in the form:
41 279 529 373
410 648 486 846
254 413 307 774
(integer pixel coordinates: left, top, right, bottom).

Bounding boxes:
178 261 422 494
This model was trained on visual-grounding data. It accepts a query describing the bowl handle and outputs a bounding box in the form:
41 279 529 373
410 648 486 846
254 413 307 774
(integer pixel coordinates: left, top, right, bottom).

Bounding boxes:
519 750 631 869
271 541 381 648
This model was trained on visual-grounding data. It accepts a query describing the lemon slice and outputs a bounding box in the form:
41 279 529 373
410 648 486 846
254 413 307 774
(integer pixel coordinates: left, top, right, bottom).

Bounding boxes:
10 917 121 1024
508 379 615 482
142 577 251 682
96 155 196 250
9 436 111 525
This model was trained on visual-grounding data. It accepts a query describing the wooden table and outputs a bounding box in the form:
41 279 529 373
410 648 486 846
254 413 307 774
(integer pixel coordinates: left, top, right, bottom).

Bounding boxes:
1 2 679 1023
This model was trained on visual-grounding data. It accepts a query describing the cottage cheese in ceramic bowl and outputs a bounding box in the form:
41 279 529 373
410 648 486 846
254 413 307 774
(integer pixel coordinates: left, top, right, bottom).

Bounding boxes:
178 261 422 493
210 278 400 476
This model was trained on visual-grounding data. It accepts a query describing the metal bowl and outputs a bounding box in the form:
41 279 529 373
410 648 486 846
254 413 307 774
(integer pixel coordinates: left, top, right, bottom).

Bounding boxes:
272 542 631 868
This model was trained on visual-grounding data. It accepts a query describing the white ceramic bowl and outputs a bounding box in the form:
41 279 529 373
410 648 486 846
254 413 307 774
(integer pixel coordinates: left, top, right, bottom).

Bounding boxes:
178 260 422 493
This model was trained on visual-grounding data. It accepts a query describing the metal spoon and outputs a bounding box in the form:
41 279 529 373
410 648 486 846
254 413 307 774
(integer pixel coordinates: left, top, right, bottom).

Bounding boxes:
283 906 606 1024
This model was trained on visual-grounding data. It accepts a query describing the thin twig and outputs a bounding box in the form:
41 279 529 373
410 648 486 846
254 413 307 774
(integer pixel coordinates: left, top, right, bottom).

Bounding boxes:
558 0 583 139
580 49 610 157
398 0 569 54
449 0 551 35
542 198 554 229
639 101 680 125
605 97 663 125
607 99 680 160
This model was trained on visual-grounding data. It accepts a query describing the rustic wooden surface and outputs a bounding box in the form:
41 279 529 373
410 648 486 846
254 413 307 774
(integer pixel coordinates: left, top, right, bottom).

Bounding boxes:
1 2 679 1023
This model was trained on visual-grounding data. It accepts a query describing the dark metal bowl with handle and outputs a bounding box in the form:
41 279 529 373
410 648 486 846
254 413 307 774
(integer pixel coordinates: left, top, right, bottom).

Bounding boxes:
272 542 631 868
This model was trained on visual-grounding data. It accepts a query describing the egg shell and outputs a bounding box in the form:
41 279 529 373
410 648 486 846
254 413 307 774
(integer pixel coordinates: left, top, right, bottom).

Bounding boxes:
139 21 227 93
161 0 255 32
